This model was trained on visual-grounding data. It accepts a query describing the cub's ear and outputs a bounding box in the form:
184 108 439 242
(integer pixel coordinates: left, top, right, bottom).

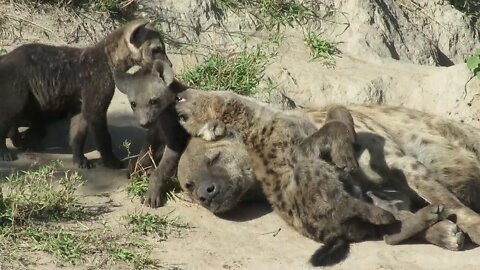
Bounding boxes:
123 19 151 59
151 60 174 86
113 70 134 95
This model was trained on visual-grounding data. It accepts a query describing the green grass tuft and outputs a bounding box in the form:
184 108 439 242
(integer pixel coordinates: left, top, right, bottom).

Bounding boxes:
26 227 85 262
217 0 313 30
0 160 86 229
113 247 160 269
304 32 336 61
181 48 268 96
0 48 6 56
127 175 150 199
20 0 137 18
127 212 190 240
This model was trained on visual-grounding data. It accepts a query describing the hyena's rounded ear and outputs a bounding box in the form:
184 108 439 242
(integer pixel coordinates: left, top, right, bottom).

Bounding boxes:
151 60 174 86
124 19 150 59
113 70 134 94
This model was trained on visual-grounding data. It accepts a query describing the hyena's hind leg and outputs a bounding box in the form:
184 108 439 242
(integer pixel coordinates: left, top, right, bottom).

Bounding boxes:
420 220 465 251
8 124 47 151
384 153 480 245
367 191 465 250
292 105 358 172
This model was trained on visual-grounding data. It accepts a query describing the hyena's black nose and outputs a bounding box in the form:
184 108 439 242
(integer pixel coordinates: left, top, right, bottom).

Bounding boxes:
197 183 218 204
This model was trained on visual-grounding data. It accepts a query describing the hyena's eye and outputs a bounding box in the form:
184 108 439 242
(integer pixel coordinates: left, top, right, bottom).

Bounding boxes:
130 101 137 108
185 181 194 191
207 152 221 167
149 98 161 106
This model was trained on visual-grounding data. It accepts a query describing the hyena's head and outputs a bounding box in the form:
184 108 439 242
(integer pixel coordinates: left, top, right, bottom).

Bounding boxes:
114 60 175 128
106 19 172 72
177 127 257 214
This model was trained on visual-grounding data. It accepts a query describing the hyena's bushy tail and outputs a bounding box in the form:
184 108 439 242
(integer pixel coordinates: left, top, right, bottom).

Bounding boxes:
309 237 350 267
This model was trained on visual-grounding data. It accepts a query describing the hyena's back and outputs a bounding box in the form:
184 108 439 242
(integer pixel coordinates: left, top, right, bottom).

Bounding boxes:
302 105 480 212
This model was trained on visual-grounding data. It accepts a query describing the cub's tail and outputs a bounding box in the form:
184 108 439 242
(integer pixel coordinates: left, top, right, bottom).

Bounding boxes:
310 237 350 267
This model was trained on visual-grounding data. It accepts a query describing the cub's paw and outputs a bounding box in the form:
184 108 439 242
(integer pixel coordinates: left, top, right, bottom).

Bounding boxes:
0 149 16 161
197 120 226 141
73 156 95 169
144 182 166 208
101 156 125 169
423 220 465 251
331 144 358 173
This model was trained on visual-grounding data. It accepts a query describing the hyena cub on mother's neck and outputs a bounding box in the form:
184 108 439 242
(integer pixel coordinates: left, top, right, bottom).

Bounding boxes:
0 19 168 169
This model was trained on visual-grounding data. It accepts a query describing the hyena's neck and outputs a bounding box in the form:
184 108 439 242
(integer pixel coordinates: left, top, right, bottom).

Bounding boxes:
215 94 277 142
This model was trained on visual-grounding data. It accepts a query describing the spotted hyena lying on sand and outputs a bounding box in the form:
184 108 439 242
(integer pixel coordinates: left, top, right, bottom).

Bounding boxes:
0 19 168 168
176 89 480 264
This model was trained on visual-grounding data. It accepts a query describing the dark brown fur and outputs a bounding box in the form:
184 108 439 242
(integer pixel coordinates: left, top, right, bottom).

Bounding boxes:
114 60 189 207
0 19 169 168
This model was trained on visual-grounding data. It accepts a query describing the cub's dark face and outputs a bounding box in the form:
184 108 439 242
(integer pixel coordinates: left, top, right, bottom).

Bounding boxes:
115 60 175 128
178 136 255 214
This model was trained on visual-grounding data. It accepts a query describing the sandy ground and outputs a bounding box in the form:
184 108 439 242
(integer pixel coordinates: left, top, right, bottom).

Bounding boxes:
0 90 479 270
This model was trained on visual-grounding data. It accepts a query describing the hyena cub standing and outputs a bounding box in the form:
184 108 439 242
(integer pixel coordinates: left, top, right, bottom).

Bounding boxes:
0 19 169 168
114 60 190 207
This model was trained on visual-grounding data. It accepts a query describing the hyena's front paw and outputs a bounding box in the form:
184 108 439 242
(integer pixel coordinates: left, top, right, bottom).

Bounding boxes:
73 155 95 169
422 220 465 251
144 179 167 208
197 120 227 141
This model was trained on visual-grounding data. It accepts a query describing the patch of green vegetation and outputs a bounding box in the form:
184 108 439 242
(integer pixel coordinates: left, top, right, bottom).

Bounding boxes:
0 161 183 268
467 48 480 79
181 47 269 96
21 0 137 18
128 175 150 199
0 161 96 264
0 160 86 228
127 212 190 240
304 32 336 60
0 48 7 56
217 0 314 30
113 247 160 269
26 227 85 262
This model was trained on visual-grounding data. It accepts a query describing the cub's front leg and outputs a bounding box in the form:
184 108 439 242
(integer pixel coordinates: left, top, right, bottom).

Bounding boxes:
144 107 190 208
292 105 358 172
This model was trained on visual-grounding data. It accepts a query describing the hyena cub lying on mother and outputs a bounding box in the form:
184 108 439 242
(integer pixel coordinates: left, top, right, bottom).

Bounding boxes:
175 89 455 266
0 19 169 168
176 97 480 253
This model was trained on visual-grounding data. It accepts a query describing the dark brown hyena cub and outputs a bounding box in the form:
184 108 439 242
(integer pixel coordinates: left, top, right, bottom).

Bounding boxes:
114 60 189 207
0 19 169 168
